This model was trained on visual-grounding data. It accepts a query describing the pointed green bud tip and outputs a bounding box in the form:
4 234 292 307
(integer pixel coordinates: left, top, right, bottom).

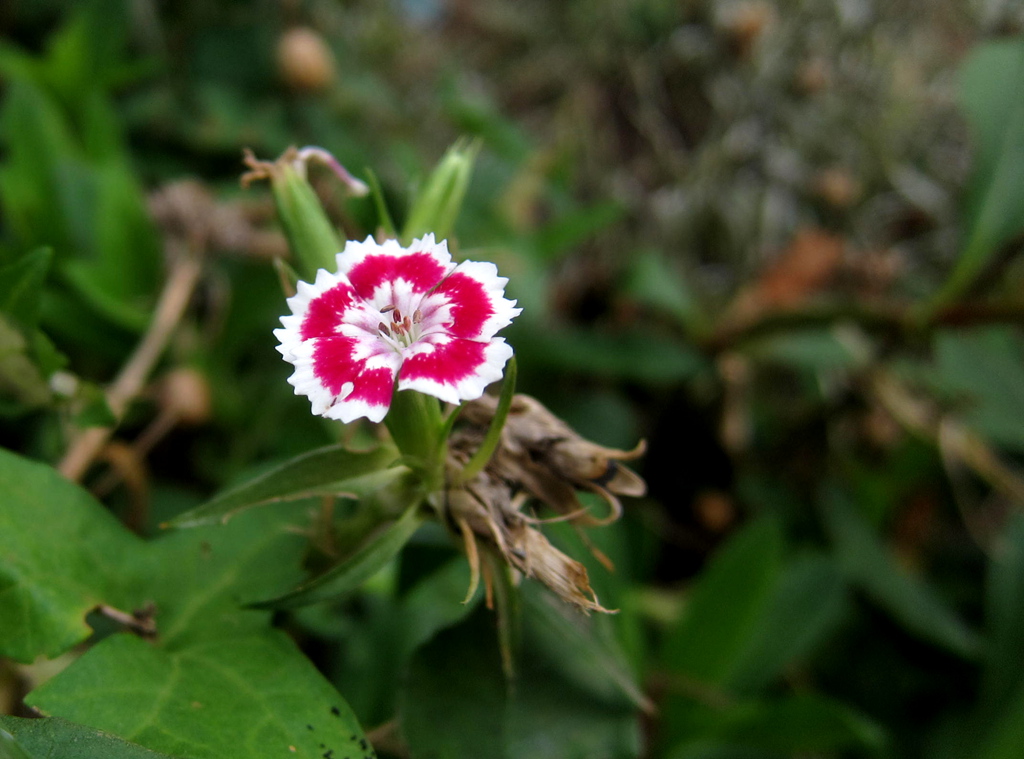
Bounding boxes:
402 139 481 243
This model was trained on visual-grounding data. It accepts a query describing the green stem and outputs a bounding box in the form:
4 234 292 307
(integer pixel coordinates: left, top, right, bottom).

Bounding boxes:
456 357 517 485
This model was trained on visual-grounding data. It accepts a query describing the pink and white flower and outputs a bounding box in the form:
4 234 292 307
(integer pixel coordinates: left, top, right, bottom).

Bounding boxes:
275 234 521 423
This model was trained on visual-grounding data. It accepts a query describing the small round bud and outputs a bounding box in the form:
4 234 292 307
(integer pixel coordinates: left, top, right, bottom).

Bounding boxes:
160 368 212 426
277 27 335 93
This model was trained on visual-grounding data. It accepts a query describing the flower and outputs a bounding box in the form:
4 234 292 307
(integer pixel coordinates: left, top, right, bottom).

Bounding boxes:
275 234 521 423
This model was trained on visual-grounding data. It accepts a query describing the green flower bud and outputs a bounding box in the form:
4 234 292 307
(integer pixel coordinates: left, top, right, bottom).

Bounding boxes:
402 139 480 244
242 147 353 279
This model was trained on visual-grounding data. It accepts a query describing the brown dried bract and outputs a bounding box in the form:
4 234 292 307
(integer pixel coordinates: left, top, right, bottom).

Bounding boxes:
444 394 647 613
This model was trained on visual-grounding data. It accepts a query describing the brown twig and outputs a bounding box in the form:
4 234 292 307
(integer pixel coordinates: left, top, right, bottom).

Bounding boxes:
58 250 202 482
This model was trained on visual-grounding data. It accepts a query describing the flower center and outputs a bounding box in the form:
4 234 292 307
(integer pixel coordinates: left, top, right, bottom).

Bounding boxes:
376 304 424 350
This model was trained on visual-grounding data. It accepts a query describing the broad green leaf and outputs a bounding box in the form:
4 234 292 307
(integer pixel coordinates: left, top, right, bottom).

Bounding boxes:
0 717 180 759
725 554 849 695
145 506 311 647
0 446 145 662
821 487 981 658
0 445 310 658
931 39 1024 308
165 444 399 528
27 631 373 759
931 327 1024 452
663 517 783 684
981 513 1024 711
401 610 508 759
250 502 425 609
0 247 51 329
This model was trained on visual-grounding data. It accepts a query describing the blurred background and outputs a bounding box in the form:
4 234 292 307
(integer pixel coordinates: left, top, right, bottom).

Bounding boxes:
3 0 1024 756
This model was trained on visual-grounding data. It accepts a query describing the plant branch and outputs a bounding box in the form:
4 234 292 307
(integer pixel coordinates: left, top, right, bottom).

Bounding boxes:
58 250 202 482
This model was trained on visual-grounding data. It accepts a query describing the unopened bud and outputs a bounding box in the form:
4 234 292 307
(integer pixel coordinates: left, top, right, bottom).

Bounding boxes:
160 368 212 426
277 27 336 92
402 140 480 243
242 147 343 278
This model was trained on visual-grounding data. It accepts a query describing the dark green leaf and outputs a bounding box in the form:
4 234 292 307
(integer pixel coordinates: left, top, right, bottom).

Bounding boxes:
981 512 1024 710
523 585 650 712
0 247 51 329
667 695 885 757
521 325 708 383
400 608 509 759
165 444 399 528
27 631 370 759
725 554 849 695
821 487 981 658
250 502 425 609
0 717 180 759
663 517 783 684
931 327 1024 452
930 39 1024 307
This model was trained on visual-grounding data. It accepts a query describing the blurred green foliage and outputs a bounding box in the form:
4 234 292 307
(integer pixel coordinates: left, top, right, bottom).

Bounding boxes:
2 1 1024 758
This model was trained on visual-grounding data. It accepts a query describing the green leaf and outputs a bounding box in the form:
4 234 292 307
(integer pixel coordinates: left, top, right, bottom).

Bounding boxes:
400 608 508 759
667 694 885 757
532 200 625 262
931 327 1024 452
398 558 481 660
507 646 641 759
250 502 425 609
522 585 650 712
521 325 708 383
165 444 399 528
625 249 697 327
821 486 981 658
0 728 35 759
981 512 1024 711
663 517 784 684
0 445 310 658
929 39 1024 309
0 717 180 759
0 446 145 662
0 247 51 330
145 507 311 646
725 554 849 695
27 631 372 759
